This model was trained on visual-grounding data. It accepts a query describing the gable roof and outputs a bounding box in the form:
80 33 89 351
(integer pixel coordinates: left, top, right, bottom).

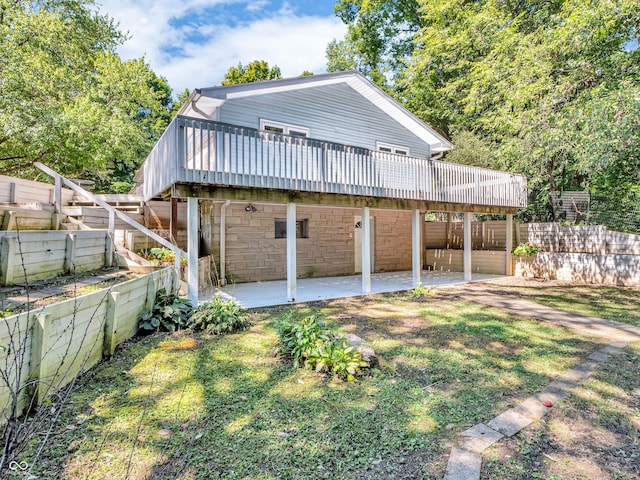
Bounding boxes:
179 71 453 153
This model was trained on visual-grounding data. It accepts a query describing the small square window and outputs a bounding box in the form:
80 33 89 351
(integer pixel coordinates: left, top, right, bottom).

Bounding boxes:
275 218 309 238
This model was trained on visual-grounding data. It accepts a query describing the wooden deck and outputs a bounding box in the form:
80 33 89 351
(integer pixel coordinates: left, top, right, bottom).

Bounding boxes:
141 116 527 211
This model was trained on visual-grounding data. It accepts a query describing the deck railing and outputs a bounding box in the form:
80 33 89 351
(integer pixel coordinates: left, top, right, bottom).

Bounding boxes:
143 116 527 208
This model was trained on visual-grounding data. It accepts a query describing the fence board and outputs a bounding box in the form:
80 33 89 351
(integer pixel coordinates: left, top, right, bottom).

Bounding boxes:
425 249 506 274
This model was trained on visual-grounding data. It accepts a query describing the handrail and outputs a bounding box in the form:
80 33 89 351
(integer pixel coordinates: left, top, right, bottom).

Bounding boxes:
143 116 527 208
34 162 187 262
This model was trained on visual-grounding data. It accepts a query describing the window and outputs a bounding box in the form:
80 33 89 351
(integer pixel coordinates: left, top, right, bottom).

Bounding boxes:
260 119 310 138
376 141 409 156
275 218 309 239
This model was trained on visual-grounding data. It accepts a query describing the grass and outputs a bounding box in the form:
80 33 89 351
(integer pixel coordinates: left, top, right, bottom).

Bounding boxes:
11 290 605 480
478 283 640 327
482 340 640 479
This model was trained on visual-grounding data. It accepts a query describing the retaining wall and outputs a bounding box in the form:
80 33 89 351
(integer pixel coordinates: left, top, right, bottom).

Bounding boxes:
0 267 175 424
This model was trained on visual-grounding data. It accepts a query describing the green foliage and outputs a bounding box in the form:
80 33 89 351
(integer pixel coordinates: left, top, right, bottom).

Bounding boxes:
188 296 251 335
411 282 434 299
513 243 541 257
138 247 186 266
0 0 178 189
334 0 640 223
221 60 282 86
275 314 369 381
138 288 193 333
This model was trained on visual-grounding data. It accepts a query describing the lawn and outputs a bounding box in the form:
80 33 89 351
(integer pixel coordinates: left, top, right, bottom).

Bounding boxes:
483 340 640 479
460 281 640 327
13 290 606 480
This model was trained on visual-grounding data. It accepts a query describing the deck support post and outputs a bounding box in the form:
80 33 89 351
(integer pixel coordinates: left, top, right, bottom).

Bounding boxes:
220 200 231 286
463 212 472 281
361 206 371 294
286 203 297 302
412 209 421 287
505 214 513 275
187 197 199 306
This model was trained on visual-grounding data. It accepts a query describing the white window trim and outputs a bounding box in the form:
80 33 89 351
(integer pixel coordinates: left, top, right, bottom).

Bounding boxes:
376 141 410 155
260 119 310 137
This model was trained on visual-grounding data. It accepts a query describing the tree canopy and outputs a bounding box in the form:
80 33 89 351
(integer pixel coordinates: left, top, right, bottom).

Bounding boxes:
0 0 176 192
221 60 283 86
330 0 640 230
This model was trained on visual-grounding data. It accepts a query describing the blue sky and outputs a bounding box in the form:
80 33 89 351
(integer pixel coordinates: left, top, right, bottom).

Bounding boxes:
98 1 346 94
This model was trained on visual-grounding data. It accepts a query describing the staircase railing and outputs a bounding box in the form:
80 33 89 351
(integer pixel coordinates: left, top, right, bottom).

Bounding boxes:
34 162 186 283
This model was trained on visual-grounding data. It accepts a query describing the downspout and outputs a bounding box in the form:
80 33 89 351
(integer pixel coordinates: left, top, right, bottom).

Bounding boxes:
220 200 231 286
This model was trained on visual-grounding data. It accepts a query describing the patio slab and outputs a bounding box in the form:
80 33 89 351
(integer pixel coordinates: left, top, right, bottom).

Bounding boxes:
215 271 503 308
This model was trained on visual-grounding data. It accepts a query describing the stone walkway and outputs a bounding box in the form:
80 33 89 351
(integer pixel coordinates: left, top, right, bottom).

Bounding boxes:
442 291 640 480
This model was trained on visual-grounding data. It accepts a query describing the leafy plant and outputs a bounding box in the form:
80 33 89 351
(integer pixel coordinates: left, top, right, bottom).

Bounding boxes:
513 243 541 257
188 296 251 335
275 314 370 381
138 247 186 267
411 282 434 299
138 288 193 333
312 337 369 382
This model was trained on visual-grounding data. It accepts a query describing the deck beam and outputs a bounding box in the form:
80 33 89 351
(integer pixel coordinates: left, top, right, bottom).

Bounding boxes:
172 184 520 215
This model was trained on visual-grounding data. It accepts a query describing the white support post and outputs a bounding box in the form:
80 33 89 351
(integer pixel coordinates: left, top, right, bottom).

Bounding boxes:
286 203 297 302
505 214 513 276
220 200 230 286
412 209 421 287
361 206 371 294
53 176 62 230
187 198 199 306
463 212 472 282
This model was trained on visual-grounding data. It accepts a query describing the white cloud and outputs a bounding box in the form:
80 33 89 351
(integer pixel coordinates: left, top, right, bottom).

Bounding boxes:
97 0 346 93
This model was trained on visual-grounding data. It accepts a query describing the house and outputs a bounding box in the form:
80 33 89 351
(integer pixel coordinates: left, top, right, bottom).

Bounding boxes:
134 71 527 304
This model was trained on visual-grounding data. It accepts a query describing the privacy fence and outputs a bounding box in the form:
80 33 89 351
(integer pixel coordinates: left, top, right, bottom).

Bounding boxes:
424 221 639 285
0 267 175 425
514 224 640 286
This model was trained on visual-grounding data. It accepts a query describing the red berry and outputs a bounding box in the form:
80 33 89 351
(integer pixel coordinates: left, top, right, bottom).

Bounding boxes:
543 400 553 408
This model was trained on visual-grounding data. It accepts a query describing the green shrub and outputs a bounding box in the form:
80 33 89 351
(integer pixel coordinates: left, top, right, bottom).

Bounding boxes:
138 288 193 333
188 296 251 335
275 314 369 381
513 243 541 257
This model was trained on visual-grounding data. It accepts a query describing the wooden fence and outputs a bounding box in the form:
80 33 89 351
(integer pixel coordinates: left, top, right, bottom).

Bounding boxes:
0 175 73 205
425 249 507 275
518 223 640 255
425 220 510 250
0 267 175 424
0 230 111 286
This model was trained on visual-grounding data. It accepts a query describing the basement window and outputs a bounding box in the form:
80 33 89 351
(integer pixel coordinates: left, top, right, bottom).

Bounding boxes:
275 218 309 239
376 141 409 155
260 119 310 138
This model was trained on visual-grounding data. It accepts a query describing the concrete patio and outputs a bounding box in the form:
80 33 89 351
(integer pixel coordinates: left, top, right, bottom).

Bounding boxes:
216 270 503 308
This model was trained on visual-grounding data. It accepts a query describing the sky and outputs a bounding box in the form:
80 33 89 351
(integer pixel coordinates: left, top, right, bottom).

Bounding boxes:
97 0 347 94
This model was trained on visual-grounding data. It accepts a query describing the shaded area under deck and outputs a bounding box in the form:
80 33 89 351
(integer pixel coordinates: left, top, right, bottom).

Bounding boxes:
217 270 503 308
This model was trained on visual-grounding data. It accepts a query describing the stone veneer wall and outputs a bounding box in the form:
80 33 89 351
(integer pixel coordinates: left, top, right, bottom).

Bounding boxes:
211 203 413 283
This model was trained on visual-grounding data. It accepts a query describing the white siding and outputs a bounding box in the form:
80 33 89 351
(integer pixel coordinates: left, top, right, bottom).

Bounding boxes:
218 83 431 159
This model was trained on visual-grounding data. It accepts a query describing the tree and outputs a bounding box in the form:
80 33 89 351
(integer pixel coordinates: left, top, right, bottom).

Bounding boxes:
0 0 176 190
332 0 640 228
221 60 282 86
328 0 423 87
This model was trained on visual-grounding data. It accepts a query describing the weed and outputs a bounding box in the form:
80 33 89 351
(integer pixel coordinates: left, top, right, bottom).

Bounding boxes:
411 282 434 299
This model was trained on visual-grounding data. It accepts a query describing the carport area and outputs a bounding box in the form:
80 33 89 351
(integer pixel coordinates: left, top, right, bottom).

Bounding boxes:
218 270 504 308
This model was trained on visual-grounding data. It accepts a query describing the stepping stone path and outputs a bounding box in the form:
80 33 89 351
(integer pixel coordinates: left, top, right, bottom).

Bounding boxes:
442 291 640 480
